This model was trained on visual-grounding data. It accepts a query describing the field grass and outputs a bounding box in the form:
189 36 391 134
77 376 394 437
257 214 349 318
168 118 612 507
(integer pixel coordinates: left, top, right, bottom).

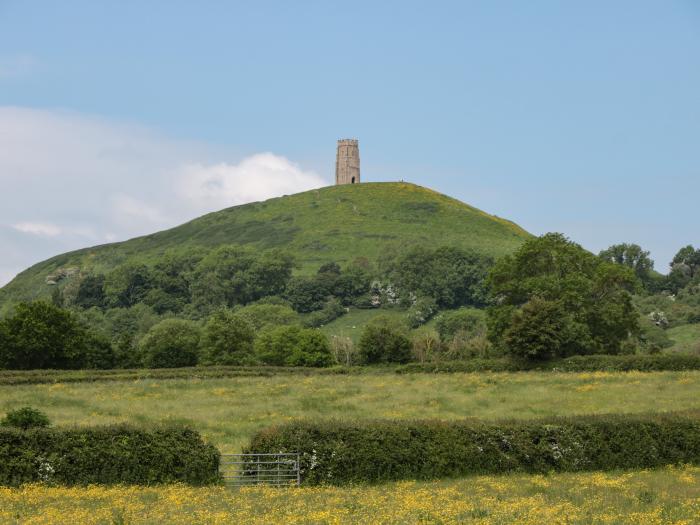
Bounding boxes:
2 371 699 453
1 466 698 524
667 323 700 354
0 182 530 313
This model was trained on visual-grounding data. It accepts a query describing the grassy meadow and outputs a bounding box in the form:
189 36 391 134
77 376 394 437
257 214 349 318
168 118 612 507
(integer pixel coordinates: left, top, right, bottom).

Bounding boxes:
1 466 698 524
2 370 699 453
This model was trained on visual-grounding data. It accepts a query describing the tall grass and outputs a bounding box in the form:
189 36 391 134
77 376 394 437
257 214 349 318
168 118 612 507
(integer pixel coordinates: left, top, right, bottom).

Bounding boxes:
1 370 698 452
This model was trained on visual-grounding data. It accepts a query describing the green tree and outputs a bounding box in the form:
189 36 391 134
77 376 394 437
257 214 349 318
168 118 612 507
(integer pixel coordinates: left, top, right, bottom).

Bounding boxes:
390 246 492 308
190 246 294 311
284 276 330 313
0 301 97 369
139 319 201 368
74 274 106 309
358 316 412 364
599 243 654 285
235 303 299 331
488 233 639 359
104 263 154 308
254 325 332 367
503 297 585 360
199 309 255 365
668 245 700 292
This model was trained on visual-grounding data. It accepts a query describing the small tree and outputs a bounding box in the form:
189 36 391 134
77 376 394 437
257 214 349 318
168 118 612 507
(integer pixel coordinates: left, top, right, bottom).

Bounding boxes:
1 407 51 430
358 316 412 364
139 319 201 368
330 335 357 366
199 309 255 365
411 328 440 363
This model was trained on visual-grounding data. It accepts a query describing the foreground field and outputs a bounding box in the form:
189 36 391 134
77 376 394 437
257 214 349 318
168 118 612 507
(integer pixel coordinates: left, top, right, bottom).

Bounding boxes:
2 371 699 452
1 466 698 524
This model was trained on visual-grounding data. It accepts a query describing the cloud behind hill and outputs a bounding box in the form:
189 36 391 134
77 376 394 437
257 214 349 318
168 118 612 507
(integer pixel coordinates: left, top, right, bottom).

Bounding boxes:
0 107 328 286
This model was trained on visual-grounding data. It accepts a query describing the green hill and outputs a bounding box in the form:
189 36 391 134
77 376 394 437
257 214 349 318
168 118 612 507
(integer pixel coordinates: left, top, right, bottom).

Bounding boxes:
0 182 531 311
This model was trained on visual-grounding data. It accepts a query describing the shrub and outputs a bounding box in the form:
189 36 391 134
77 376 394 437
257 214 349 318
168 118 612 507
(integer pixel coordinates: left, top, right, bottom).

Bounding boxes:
406 297 438 328
330 335 357 366
0 425 219 486
1 407 50 430
254 325 333 367
358 316 412 364
199 310 255 365
411 329 441 363
139 319 201 368
435 308 485 342
247 412 700 485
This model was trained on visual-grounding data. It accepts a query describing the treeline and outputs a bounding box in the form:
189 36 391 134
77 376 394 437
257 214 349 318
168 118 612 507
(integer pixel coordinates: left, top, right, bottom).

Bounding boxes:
1 235 699 370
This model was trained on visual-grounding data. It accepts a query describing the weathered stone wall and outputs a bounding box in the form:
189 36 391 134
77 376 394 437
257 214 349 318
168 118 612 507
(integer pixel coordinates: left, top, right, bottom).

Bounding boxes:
335 139 360 185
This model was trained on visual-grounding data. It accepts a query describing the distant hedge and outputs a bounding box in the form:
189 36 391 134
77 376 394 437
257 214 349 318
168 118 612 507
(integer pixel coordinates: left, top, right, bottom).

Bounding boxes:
1 353 699 386
0 425 220 486
396 354 700 374
247 412 700 485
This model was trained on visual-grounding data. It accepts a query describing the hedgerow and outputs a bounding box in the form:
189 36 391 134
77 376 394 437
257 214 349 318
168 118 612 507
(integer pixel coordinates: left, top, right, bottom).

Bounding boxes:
1 353 699 386
247 411 700 485
395 354 700 374
0 425 220 486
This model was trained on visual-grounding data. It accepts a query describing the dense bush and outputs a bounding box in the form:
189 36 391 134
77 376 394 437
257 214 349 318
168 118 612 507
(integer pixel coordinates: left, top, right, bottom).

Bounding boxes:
358 316 412 364
254 325 333 367
0 425 220 486
0 407 50 430
247 412 700 485
139 319 201 368
435 308 486 342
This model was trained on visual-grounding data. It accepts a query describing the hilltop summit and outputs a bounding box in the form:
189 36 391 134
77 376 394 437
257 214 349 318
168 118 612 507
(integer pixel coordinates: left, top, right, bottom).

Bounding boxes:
0 182 530 309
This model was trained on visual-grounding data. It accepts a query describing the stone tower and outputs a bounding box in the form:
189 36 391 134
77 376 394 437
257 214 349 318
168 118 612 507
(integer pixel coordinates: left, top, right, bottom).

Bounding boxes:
335 139 360 185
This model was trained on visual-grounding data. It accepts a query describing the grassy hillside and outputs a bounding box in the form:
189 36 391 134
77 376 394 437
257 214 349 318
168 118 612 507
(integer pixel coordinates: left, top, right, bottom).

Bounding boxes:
667 324 700 354
0 182 530 310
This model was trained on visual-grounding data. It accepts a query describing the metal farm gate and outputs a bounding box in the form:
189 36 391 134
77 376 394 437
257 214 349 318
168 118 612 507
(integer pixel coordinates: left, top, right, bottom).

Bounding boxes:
220 453 300 487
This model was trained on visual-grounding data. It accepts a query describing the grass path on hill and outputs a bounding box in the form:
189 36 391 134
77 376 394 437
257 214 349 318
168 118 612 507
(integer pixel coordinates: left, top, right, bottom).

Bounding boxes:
2 371 699 453
1 466 698 524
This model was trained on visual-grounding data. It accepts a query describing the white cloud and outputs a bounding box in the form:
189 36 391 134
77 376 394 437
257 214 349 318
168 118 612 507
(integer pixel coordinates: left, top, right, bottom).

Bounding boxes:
12 222 62 237
178 153 326 212
0 106 329 286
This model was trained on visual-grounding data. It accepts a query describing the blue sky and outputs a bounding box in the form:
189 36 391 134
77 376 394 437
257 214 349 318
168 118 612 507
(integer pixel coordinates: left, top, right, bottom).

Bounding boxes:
1 1 699 284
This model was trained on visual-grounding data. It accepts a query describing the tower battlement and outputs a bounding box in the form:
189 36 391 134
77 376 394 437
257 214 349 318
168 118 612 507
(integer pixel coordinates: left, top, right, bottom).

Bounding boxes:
335 139 360 185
